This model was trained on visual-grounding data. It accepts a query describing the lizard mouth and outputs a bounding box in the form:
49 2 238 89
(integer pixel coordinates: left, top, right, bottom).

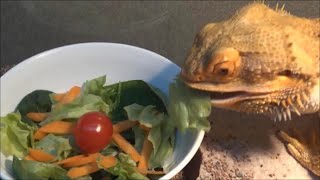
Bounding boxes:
209 91 270 107
210 91 269 108
210 91 250 99
182 81 273 109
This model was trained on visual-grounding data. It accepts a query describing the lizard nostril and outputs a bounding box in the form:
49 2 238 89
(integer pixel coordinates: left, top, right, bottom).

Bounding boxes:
218 68 229 76
193 74 204 81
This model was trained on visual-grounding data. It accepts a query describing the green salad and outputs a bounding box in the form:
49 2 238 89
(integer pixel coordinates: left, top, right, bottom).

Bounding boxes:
0 75 211 180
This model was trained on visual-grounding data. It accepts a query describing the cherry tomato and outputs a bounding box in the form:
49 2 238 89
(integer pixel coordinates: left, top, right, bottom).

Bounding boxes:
73 112 113 153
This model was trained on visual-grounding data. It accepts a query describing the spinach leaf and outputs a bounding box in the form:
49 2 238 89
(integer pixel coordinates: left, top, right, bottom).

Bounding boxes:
105 80 167 122
15 90 53 125
102 80 167 144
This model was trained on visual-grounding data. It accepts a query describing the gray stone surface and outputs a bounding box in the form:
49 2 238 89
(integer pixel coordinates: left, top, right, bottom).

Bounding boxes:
1 1 320 179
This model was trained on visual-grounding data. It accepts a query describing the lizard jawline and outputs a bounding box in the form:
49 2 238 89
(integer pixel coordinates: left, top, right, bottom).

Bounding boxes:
210 91 269 108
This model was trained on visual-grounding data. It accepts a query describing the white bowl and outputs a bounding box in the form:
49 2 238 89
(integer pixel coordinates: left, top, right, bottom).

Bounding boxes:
0 43 204 180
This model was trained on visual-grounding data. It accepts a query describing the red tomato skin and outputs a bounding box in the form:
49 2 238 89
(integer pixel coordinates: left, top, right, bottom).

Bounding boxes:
74 112 113 153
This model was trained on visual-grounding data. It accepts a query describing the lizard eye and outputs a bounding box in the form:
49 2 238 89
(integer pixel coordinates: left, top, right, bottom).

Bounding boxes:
213 61 235 77
206 47 241 82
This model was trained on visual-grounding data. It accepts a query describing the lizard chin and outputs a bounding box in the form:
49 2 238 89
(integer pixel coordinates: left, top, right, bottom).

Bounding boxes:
209 91 297 121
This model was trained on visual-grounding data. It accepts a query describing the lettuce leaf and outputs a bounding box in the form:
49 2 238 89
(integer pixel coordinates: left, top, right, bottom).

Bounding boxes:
168 79 211 132
148 121 175 170
100 145 118 157
124 104 164 128
124 104 174 170
132 126 145 153
35 134 72 160
100 153 148 180
12 156 69 180
81 75 106 96
0 112 35 158
40 94 109 126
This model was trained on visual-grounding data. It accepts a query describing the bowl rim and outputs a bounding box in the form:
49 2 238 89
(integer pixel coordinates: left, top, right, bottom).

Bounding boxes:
0 42 205 180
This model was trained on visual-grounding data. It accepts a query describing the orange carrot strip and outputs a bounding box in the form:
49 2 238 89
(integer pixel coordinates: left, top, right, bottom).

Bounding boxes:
54 154 86 165
28 148 55 162
138 132 153 172
63 153 101 168
39 121 74 134
137 168 165 175
112 133 141 162
113 120 138 133
24 155 35 161
60 86 81 104
33 130 47 140
53 93 65 102
67 163 99 179
26 112 48 122
139 124 151 132
98 155 117 169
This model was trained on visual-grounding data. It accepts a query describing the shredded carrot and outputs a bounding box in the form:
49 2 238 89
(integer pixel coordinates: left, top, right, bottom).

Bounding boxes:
138 132 153 172
39 121 74 134
33 130 47 140
28 148 55 162
113 120 138 133
60 86 81 104
52 93 65 102
67 163 99 179
54 154 86 165
63 153 101 168
26 112 48 122
98 155 117 169
112 133 141 162
24 155 35 161
137 168 165 175
139 124 151 132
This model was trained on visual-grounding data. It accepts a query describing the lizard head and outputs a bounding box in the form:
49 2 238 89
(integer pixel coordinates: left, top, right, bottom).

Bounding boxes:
180 3 320 120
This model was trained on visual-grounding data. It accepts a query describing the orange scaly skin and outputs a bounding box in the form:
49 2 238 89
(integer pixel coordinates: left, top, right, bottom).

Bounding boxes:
180 2 320 176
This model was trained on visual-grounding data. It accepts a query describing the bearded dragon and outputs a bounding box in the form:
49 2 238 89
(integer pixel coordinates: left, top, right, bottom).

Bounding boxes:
180 2 320 176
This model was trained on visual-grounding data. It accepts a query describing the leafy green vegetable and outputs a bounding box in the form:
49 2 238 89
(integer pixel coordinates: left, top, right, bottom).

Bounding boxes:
148 121 175 170
0 112 35 158
2 75 213 180
35 134 72 160
81 76 106 96
100 145 118 156
124 104 164 127
132 126 145 153
124 104 174 170
12 156 69 180
40 94 109 126
75 176 92 180
15 90 53 125
79 76 168 144
105 80 167 122
100 153 148 180
168 79 211 132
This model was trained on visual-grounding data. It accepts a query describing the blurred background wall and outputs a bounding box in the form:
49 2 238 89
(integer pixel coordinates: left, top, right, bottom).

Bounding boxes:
1 1 319 67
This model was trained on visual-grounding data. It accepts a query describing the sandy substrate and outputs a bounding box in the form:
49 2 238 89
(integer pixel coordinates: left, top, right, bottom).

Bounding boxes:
174 108 319 180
